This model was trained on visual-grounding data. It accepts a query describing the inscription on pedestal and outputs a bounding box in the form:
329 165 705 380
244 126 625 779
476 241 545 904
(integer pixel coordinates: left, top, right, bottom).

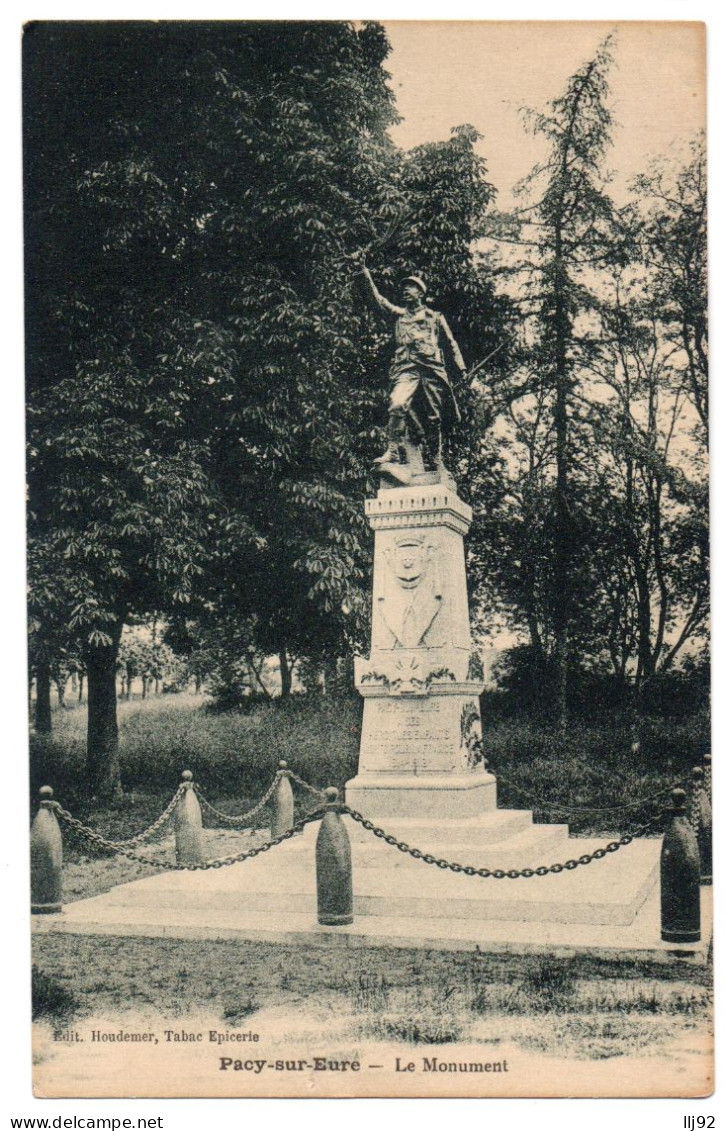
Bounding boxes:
362 697 457 773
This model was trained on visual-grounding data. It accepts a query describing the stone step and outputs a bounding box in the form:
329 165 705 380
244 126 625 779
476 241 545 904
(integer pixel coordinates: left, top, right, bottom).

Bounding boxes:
99 834 661 927
341 809 536 845
285 815 569 868
341 821 571 869
240 811 538 850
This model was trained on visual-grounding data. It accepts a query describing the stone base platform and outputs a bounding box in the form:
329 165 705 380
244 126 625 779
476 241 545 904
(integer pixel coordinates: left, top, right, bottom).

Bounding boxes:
31 808 705 962
46 825 659 926
32 871 712 966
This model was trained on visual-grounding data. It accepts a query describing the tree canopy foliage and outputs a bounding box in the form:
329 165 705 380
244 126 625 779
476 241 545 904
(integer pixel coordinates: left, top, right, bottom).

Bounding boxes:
25 21 512 792
25 25 708 789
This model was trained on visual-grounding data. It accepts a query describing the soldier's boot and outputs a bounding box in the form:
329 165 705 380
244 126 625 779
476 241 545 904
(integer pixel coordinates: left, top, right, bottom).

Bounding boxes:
421 423 443 472
374 413 407 465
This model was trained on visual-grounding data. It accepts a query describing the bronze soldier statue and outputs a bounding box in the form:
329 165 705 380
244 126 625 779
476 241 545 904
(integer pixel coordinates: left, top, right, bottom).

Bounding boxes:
355 257 468 476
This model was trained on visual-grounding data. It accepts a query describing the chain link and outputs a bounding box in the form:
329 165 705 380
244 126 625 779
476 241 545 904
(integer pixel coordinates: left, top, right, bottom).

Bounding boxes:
108 783 187 846
176 807 327 870
52 804 174 868
194 774 281 826
493 772 680 816
339 803 662 879
53 801 327 870
194 770 327 826
51 785 186 852
283 769 328 799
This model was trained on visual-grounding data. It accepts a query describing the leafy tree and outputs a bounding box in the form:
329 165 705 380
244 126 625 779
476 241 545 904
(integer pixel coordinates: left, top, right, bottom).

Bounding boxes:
579 215 708 712
117 621 187 697
478 37 619 727
26 23 396 789
629 138 707 437
27 535 86 733
476 124 707 727
27 357 215 794
27 23 510 785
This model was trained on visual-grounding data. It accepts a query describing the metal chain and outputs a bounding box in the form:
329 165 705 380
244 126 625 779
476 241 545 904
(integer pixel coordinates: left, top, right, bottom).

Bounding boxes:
492 772 680 816
194 774 281 826
108 783 187 846
283 769 328 799
49 783 670 884
53 801 327 870
176 807 327 870
340 803 662 879
52 804 175 868
51 785 186 851
194 770 326 826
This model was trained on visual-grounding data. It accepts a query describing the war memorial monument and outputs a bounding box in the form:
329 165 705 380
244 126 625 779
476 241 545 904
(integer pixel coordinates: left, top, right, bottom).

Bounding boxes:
32 263 707 958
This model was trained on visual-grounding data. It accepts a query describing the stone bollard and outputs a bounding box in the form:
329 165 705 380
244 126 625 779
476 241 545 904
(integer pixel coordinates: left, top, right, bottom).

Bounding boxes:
661 787 700 944
31 786 63 914
704 751 712 800
174 771 206 867
693 767 712 885
316 787 353 926
271 761 294 839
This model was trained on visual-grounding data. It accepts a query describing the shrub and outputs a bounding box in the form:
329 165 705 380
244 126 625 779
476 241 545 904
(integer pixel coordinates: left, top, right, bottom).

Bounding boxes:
30 693 362 799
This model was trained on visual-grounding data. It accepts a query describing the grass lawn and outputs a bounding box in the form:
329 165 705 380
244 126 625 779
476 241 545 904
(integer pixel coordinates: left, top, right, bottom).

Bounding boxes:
32 934 712 1071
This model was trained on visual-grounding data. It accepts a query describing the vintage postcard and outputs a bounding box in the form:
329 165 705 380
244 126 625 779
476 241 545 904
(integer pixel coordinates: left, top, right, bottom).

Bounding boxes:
24 19 712 1100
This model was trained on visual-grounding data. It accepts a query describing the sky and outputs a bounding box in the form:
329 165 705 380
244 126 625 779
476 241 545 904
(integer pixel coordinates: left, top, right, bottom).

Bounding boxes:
382 21 705 208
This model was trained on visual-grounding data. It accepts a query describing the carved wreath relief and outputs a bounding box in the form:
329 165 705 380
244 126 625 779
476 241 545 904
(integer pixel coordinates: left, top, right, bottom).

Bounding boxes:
460 701 486 769
378 535 442 649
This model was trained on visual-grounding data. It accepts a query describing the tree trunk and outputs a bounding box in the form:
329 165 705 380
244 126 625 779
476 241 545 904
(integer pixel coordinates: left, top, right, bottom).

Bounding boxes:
628 685 643 756
279 648 292 700
78 671 84 703
55 677 66 709
322 658 337 696
85 624 124 800
552 225 570 732
35 661 52 734
142 676 147 700
125 662 133 700
155 676 160 695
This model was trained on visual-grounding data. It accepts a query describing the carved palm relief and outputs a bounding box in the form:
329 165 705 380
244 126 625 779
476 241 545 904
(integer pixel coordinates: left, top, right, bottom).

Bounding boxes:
377 535 442 649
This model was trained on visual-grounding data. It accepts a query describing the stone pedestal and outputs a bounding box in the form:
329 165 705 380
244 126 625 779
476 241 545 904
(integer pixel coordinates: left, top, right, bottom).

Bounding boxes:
346 482 495 821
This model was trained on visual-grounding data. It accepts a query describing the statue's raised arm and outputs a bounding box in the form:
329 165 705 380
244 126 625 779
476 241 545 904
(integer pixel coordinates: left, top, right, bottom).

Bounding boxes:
358 263 404 317
354 259 467 486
